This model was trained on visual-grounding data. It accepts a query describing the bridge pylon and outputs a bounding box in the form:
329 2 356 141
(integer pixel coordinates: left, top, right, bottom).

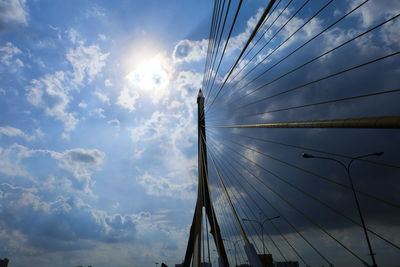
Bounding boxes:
178 90 229 267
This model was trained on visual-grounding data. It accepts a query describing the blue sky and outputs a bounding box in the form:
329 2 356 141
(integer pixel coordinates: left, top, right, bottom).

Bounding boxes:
1 0 400 266
1 0 215 266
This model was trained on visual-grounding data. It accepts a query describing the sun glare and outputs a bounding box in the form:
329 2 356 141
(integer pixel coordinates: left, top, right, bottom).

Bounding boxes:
125 55 170 103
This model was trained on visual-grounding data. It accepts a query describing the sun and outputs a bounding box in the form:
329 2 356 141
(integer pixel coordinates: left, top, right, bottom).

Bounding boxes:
125 55 170 103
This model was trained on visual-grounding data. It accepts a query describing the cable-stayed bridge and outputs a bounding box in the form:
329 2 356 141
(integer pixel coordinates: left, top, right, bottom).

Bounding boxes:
176 0 400 266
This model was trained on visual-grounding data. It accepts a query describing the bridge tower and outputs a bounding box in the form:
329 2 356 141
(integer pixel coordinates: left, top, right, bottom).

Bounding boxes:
178 90 230 267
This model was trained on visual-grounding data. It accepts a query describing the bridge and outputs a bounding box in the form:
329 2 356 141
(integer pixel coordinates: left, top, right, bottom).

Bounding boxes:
176 0 400 266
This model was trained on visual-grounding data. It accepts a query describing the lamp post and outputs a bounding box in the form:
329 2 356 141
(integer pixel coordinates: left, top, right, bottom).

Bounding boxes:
155 262 159 267
302 152 383 267
242 214 280 255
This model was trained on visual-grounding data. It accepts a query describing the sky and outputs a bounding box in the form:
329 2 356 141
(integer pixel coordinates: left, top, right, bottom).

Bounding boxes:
0 0 400 267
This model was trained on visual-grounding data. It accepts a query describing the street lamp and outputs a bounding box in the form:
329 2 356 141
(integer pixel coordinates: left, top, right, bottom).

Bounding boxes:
302 152 383 267
242 214 280 255
155 262 159 267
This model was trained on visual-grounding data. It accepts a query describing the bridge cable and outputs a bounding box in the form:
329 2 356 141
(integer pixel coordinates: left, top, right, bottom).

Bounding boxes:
212 178 253 265
209 146 269 260
205 133 333 266
238 0 285 68
240 88 400 119
208 140 304 262
206 0 277 112
204 0 231 101
212 164 269 257
208 134 400 252
223 50 400 114
208 143 287 261
210 168 253 264
207 136 311 265
210 0 369 112
211 192 239 265
207 13 400 118
204 133 251 244
202 0 219 94
207 0 284 104
211 135 400 210
224 0 309 93
207 0 338 112
204 0 244 108
224 132 400 170
198 131 226 264
207 136 370 266
207 115 400 130
204 0 226 98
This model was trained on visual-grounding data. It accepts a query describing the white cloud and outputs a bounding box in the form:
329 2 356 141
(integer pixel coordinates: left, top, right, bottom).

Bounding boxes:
130 111 167 142
349 0 400 28
48 24 62 40
0 144 33 178
268 7 322 50
66 44 109 85
15 57 24 67
380 19 400 49
78 101 87 108
168 100 183 109
35 128 44 138
85 5 106 18
104 79 112 87
172 39 208 63
0 0 28 30
321 1 400 56
130 105 198 199
0 87 5 94
0 125 34 141
244 145 262 166
0 42 22 66
94 108 106 118
226 8 264 55
132 148 144 159
52 148 106 193
26 71 78 132
333 9 342 17
117 87 139 112
107 119 120 130
67 28 80 44
61 132 70 140
94 91 110 104
0 179 193 265
0 143 106 194
173 70 202 98
0 183 142 256
98 34 106 40
137 173 194 199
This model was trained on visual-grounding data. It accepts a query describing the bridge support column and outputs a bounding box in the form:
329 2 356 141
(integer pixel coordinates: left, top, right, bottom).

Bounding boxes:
180 90 229 267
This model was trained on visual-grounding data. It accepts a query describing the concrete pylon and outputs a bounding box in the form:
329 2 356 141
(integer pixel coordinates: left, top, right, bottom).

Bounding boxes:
180 90 229 267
